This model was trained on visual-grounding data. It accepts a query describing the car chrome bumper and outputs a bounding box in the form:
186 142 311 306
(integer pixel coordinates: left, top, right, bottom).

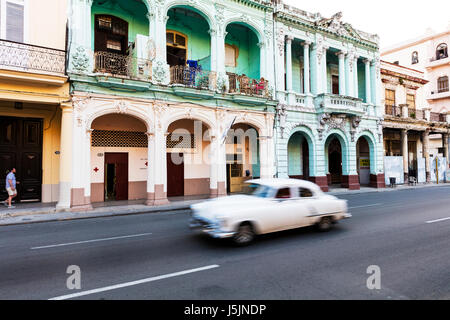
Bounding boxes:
343 213 352 219
189 219 235 239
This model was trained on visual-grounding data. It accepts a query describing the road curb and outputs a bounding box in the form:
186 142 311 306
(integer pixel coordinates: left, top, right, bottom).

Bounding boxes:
0 205 192 227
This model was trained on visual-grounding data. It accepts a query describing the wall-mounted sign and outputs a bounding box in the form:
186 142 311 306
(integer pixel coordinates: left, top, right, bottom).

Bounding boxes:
360 158 370 169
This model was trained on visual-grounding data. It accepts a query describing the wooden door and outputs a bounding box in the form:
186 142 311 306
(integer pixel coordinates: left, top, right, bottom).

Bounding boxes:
0 117 42 202
332 75 339 95
104 153 128 201
328 138 342 184
167 153 184 197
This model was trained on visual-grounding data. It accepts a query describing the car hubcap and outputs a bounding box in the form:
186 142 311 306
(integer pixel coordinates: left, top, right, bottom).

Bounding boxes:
236 226 252 243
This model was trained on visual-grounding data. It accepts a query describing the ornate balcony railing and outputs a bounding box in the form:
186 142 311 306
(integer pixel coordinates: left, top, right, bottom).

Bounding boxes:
408 108 426 120
94 51 152 80
227 73 271 98
0 39 65 75
169 65 211 89
385 105 401 117
315 94 364 116
430 112 447 122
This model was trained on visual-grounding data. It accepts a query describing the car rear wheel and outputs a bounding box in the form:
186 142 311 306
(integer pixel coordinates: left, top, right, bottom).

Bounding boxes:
316 217 333 232
233 223 255 246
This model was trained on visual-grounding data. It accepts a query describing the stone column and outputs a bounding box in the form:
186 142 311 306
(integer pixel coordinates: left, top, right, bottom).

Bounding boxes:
302 41 311 94
337 51 346 95
258 41 266 80
353 57 359 98
145 132 155 206
209 134 226 198
443 133 449 162
401 129 409 182
56 103 73 209
259 136 272 179
401 104 409 118
322 45 328 94
423 129 431 182
310 36 327 95
154 131 170 205
215 27 229 92
345 54 353 97
364 59 372 104
148 5 170 84
285 36 294 92
70 0 93 72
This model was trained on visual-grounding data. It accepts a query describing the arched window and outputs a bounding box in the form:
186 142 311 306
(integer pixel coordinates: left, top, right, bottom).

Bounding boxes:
411 51 419 64
438 76 449 93
436 43 448 60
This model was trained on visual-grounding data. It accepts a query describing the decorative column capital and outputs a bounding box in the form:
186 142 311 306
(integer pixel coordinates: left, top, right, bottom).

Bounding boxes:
285 35 294 44
60 102 73 112
301 40 312 47
336 51 347 59
363 58 373 65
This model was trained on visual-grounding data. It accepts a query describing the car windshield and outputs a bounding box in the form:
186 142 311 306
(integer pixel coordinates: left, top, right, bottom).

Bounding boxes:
246 184 275 198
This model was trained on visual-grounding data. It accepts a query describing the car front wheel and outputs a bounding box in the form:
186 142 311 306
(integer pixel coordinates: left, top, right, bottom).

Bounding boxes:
233 223 255 246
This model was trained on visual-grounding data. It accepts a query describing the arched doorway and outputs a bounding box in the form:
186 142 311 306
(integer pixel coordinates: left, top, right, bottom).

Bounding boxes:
90 113 148 203
356 137 371 186
166 118 211 198
325 135 343 186
287 132 311 180
226 123 260 193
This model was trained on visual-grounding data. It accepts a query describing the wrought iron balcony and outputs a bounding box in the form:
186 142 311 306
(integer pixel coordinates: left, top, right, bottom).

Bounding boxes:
94 51 152 80
0 39 65 75
169 65 212 89
227 73 271 98
315 94 364 116
408 108 426 120
385 105 401 117
430 112 447 123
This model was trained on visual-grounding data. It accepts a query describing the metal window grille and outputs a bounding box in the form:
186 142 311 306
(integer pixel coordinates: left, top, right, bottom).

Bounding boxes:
91 130 148 148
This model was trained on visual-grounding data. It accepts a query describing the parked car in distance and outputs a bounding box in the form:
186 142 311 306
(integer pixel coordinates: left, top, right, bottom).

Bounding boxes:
189 178 351 245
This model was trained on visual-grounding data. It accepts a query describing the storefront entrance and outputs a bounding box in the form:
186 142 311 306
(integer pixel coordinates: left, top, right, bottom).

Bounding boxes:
104 153 128 201
0 116 42 202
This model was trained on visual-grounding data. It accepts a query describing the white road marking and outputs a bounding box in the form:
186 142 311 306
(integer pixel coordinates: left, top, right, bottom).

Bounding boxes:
48 264 220 300
426 217 450 224
348 203 382 209
30 233 153 250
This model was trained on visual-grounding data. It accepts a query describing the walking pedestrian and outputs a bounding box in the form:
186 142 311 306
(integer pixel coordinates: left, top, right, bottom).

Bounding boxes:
4 168 18 209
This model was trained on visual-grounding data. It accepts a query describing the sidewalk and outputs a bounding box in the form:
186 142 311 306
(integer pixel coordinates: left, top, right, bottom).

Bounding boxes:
1 183 449 226
0 197 205 227
329 182 450 195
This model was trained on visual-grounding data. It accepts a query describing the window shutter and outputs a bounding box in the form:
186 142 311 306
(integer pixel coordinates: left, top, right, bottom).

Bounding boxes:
6 2 24 42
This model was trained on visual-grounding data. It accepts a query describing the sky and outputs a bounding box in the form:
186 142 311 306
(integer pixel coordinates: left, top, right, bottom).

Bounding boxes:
283 0 450 50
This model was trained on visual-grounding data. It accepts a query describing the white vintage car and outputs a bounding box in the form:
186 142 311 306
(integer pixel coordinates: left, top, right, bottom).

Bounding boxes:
190 178 351 245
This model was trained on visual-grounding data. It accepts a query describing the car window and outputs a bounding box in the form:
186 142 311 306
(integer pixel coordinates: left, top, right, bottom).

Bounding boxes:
299 188 314 198
275 188 291 199
249 185 275 198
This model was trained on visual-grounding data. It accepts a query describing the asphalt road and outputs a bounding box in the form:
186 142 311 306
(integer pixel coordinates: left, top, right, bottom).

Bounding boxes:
0 186 449 300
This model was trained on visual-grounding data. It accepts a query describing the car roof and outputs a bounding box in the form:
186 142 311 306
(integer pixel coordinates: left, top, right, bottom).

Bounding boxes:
245 178 323 193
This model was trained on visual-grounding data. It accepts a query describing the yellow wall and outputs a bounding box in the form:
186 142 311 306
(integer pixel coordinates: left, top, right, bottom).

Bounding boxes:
0 101 62 202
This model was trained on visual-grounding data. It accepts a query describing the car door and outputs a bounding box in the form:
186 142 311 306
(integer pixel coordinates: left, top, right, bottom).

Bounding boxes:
286 187 321 228
266 187 312 232
256 187 295 233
